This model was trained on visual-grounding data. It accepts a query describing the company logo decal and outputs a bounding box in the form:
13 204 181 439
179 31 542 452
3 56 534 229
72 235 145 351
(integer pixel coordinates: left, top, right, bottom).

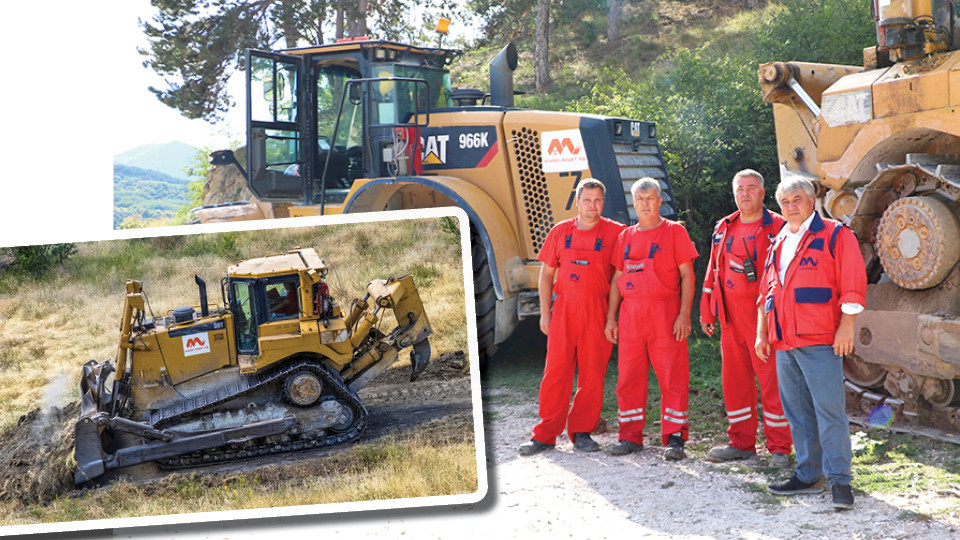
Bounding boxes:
569 273 580 282
799 256 819 268
182 332 211 356
541 129 589 173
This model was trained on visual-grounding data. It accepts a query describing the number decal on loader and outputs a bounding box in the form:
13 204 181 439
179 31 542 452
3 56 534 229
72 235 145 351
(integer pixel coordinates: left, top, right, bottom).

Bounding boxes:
561 171 583 211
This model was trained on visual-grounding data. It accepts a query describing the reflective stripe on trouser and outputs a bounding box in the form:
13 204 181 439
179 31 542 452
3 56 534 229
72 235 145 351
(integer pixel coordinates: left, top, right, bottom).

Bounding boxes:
615 297 690 446
532 293 612 444
720 301 792 454
775 345 852 486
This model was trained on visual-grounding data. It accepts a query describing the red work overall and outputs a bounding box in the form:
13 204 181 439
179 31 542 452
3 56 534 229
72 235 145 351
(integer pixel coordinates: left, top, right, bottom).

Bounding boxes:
532 220 619 444
702 211 791 454
615 222 693 446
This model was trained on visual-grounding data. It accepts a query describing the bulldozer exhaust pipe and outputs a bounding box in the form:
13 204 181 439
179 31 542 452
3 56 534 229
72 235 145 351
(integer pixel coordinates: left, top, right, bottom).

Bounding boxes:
490 42 518 107
195 275 209 317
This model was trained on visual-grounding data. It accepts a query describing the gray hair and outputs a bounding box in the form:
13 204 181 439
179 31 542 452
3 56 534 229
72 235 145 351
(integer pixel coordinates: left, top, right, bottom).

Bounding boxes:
775 177 817 203
576 177 606 199
732 169 764 191
630 177 662 198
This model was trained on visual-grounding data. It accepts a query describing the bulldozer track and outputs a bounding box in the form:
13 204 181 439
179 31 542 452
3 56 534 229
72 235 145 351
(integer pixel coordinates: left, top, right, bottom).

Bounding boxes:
845 379 960 445
154 358 367 469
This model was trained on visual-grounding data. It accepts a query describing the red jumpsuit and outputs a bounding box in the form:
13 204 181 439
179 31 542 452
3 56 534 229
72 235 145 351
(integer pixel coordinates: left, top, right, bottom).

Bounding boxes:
612 220 697 446
700 208 791 454
532 217 625 444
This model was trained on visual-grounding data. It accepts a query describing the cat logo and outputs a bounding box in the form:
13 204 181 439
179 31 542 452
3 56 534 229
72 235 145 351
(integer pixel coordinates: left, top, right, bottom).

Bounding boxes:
182 332 211 356
421 134 450 165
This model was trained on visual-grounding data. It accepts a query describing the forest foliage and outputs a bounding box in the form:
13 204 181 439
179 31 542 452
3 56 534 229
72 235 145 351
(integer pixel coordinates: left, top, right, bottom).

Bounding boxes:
113 164 191 228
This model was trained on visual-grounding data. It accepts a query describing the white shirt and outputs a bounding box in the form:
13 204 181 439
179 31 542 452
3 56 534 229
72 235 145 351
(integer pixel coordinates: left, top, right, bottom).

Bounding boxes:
776 212 864 315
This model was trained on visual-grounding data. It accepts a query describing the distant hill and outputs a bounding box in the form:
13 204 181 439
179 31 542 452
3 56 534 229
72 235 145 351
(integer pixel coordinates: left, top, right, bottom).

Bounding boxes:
114 164 190 228
114 141 198 180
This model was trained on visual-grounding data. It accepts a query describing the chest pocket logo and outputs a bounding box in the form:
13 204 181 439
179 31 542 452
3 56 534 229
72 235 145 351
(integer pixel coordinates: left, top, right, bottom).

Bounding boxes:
799 256 819 268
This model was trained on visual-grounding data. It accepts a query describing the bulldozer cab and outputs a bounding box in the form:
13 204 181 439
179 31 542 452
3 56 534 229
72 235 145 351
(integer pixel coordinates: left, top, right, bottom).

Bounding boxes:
245 41 457 205
224 249 330 357
226 275 302 355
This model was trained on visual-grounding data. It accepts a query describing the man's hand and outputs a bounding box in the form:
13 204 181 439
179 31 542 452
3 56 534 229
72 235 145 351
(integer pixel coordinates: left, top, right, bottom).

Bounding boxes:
539 312 551 336
673 313 691 342
700 318 715 337
605 318 618 344
833 314 857 357
755 334 771 362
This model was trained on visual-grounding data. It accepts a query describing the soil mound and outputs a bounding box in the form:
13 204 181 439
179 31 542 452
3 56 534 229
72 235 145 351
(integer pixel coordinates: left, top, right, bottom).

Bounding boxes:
0 402 79 505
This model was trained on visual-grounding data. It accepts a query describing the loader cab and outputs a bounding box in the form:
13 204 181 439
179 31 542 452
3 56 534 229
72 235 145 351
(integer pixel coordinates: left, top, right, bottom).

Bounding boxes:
245 40 457 206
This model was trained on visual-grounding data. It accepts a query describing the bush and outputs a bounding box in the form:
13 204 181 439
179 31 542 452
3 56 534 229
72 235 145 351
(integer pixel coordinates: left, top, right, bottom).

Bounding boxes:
4 244 77 278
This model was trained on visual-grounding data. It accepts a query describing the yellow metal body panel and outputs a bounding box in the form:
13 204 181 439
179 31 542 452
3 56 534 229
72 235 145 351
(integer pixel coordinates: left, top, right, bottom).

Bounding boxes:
229 248 325 278
763 50 960 191
130 313 236 387
287 108 620 296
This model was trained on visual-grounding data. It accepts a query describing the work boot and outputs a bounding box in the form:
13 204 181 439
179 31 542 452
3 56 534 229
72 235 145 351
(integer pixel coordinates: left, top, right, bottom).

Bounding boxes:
769 452 790 469
704 444 756 463
768 474 825 495
831 483 855 510
573 432 601 452
518 439 554 456
663 433 685 461
604 440 643 456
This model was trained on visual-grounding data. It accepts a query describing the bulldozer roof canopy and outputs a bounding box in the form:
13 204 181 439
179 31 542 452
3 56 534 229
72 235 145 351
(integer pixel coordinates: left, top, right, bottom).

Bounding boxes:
228 249 325 278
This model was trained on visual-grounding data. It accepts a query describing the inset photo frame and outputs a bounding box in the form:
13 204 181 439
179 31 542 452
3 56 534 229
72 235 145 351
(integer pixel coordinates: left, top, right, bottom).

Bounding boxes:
0 207 484 536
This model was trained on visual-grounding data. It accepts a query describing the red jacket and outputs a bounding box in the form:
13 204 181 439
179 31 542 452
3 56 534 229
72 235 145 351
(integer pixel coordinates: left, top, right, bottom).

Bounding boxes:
761 212 867 350
700 207 785 326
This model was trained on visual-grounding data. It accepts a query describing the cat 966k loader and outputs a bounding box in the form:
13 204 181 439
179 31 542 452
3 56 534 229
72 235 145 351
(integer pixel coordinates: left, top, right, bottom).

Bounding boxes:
74 248 432 484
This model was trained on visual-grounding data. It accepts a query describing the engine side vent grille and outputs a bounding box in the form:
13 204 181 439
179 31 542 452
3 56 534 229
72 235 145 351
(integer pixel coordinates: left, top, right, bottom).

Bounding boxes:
613 141 674 222
512 127 554 253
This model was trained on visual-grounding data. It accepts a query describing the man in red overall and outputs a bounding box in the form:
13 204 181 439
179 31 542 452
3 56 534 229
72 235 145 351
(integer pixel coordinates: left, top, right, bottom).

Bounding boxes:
700 169 792 467
756 177 866 510
519 178 625 455
604 177 697 460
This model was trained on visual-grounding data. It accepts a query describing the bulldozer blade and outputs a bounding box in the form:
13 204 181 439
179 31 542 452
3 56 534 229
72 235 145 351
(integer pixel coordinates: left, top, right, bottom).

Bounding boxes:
74 415 108 484
410 339 431 382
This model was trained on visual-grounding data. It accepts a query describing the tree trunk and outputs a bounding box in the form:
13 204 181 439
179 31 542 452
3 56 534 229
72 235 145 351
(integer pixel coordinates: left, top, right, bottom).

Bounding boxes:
535 0 551 90
608 0 620 43
336 3 345 40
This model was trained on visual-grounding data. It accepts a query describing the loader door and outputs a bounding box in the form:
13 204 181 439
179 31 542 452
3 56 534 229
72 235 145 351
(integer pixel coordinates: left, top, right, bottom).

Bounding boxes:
230 279 260 354
246 50 305 201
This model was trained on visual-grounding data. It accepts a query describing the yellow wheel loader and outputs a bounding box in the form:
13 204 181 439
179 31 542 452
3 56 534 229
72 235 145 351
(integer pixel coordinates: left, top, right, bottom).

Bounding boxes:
74 248 432 484
759 0 960 441
198 40 676 363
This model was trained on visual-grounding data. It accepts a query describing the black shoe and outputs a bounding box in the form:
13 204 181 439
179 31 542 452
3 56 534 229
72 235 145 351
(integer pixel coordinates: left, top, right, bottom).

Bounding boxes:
768 474 825 495
518 439 554 456
831 483 854 510
604 440 643 456
573 432 601 452
663 433 685 461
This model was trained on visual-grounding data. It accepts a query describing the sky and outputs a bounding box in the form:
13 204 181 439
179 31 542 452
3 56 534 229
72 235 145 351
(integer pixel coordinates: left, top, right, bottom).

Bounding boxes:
0 0 479 247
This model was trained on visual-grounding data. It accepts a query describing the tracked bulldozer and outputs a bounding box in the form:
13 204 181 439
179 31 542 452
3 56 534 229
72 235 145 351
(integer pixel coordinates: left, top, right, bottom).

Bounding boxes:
74 248 432 484
758 0 960 441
